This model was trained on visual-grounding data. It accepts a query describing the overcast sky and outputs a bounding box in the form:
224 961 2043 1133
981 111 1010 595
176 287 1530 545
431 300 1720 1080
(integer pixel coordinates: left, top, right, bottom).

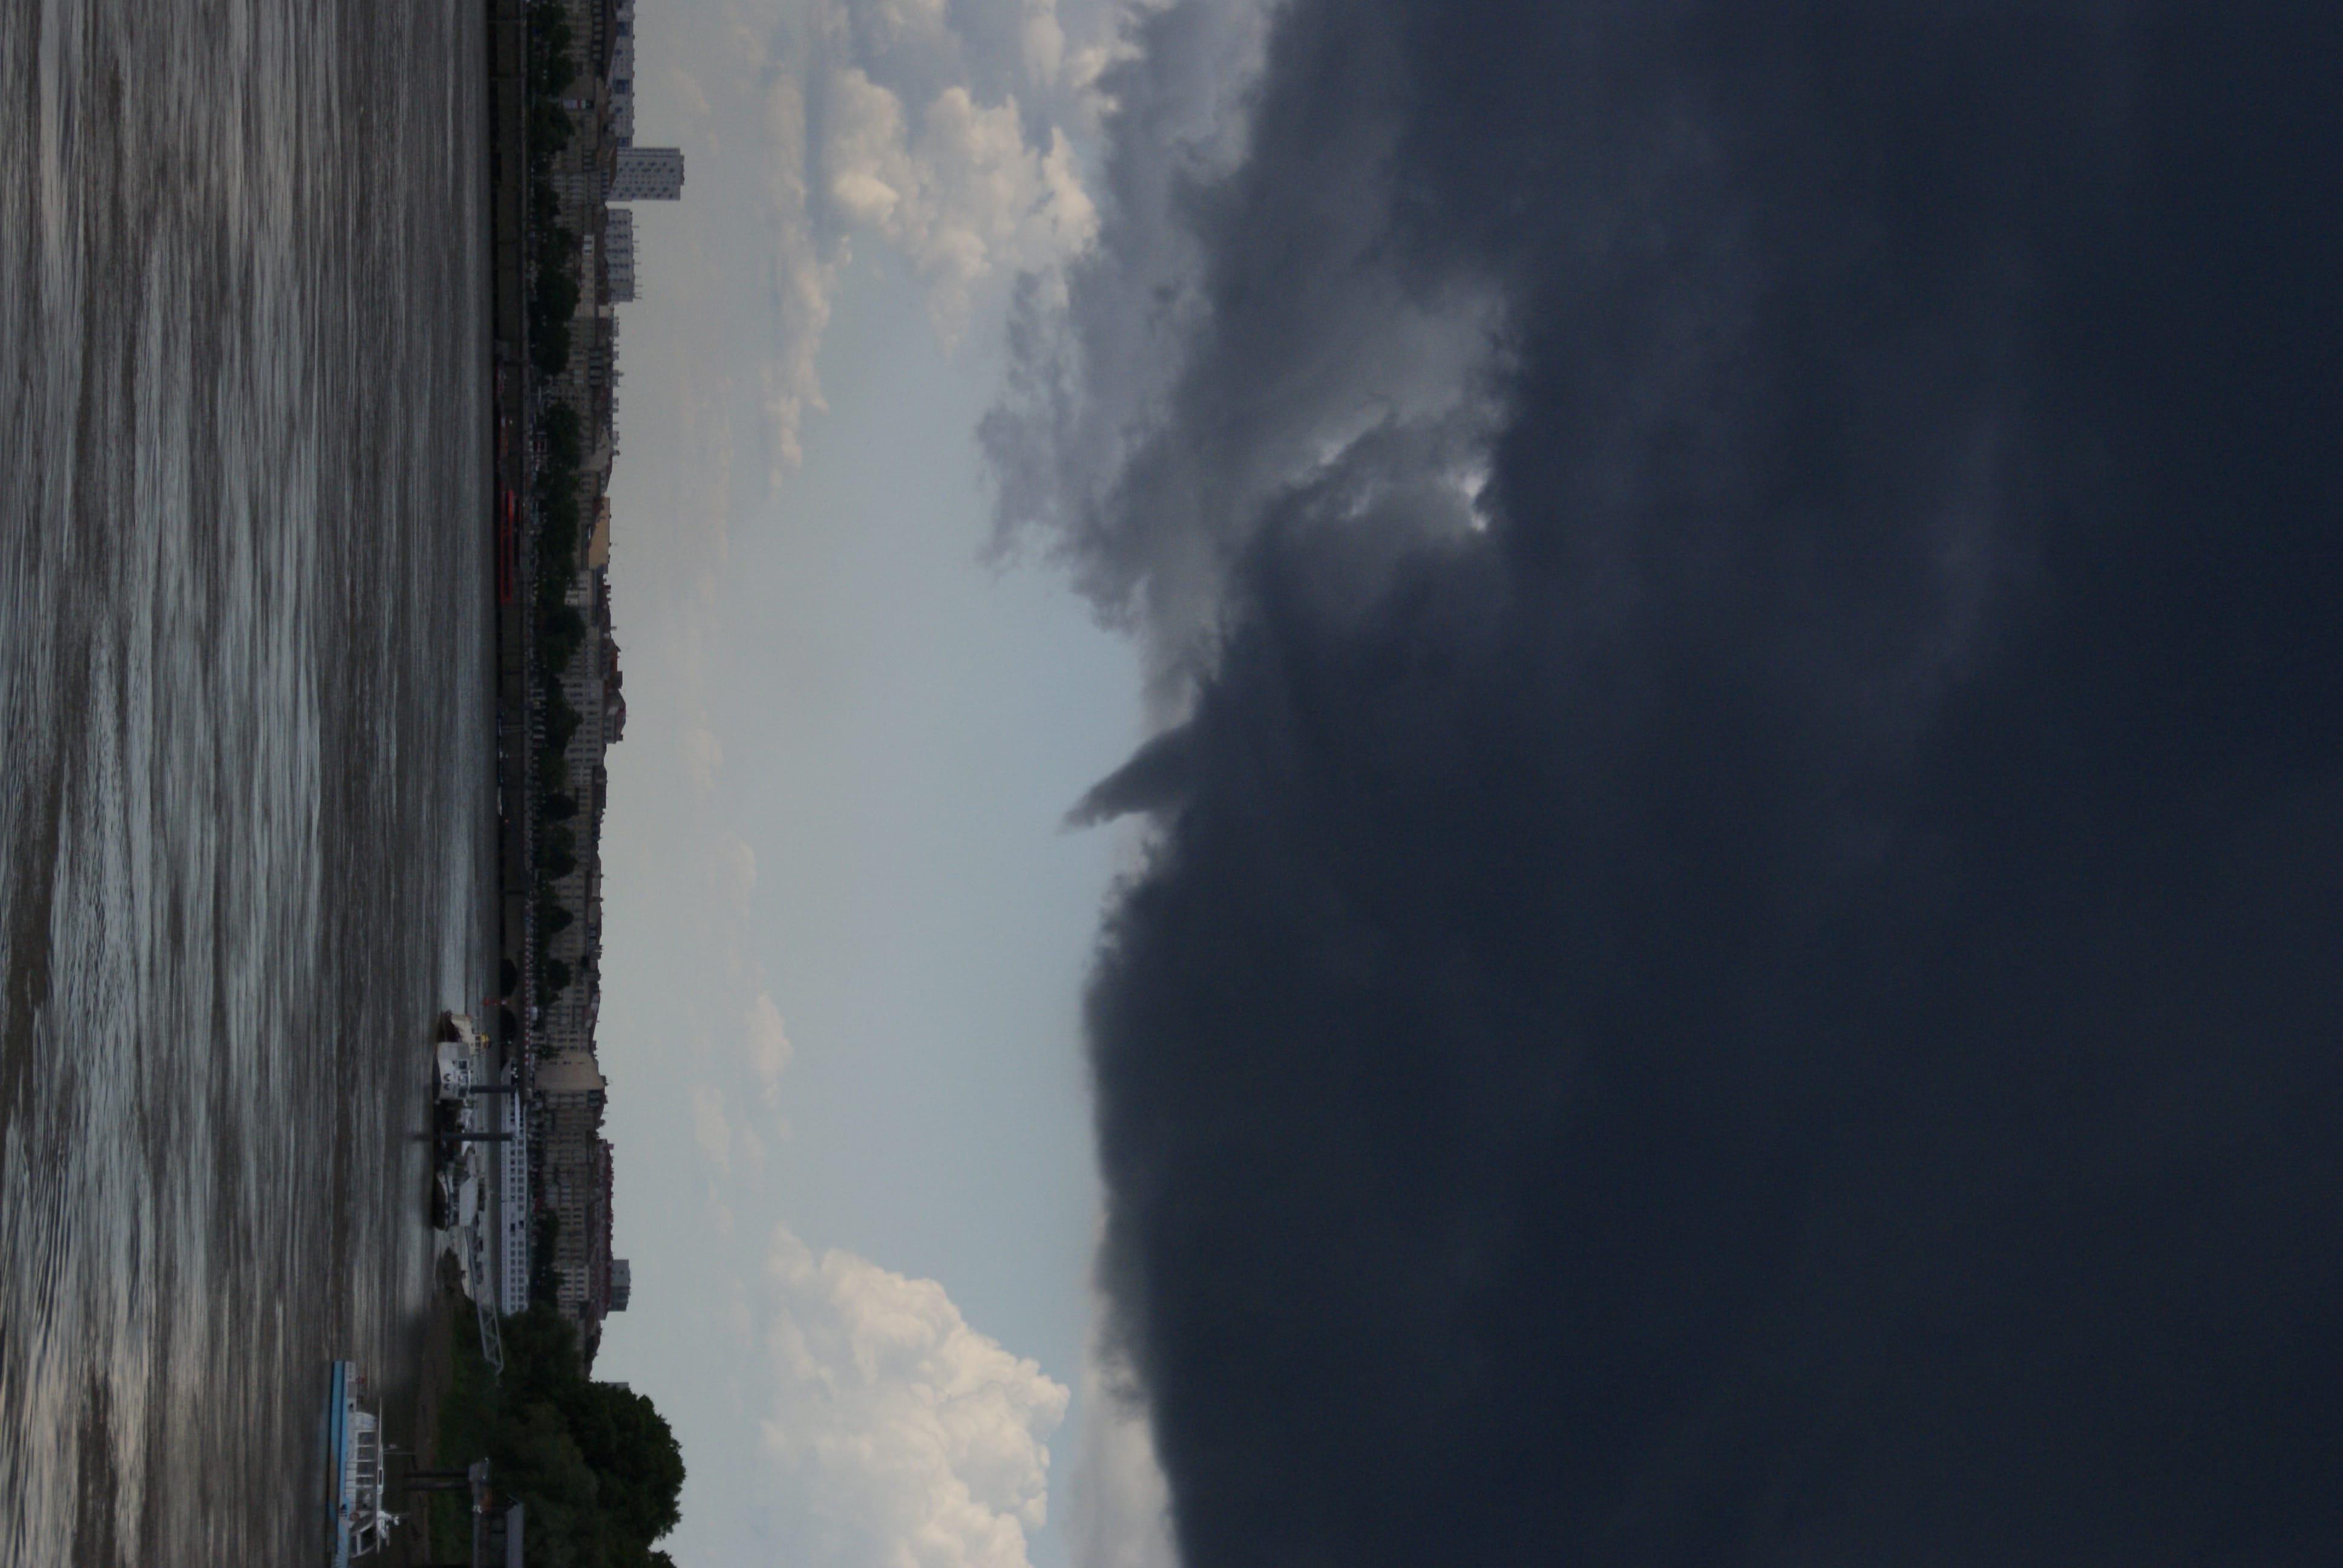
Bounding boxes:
594 3 2341 1566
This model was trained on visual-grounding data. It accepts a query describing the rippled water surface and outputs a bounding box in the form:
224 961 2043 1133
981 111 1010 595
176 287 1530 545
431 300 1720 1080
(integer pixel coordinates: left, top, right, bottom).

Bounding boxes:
0 2 493 1562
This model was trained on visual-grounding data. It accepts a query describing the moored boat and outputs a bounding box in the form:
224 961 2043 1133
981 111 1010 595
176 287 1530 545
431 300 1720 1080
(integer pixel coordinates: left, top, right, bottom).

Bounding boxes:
324 1361 401 1564
436 1011 488 1102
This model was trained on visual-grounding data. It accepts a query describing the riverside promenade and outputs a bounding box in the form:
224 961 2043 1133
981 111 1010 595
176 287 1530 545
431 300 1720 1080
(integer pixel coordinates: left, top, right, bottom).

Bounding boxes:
479 0 539 1325
490 0 532 1006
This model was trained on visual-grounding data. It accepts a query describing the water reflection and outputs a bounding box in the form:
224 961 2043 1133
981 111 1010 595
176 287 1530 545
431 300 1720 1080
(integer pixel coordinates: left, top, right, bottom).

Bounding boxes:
0 2 494 1561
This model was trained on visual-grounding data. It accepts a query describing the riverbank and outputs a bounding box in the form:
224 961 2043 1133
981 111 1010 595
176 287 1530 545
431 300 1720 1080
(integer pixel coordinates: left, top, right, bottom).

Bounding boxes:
489 0 537 1016
421 1281 502 1564
395 1266 464 1568
385 2 537 1556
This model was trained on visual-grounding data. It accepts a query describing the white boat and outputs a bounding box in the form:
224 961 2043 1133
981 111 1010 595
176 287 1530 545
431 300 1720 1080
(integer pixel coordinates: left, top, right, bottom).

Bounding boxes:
434 1042 477 1102
433 1144 484 1234
324 1361 402 1563
435 1011 488 1103
457 1165 483 1232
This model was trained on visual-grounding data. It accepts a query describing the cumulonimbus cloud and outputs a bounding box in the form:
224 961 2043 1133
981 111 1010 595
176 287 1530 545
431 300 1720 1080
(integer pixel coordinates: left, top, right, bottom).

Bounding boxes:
992 1 2343 1564
721 0 1121 479
824 68 1097 342
753 1227 1072 1568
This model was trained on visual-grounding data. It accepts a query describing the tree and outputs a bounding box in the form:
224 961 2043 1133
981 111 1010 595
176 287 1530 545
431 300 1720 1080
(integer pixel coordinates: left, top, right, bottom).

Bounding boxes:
542 686 582 753
532 315 571 377
504 1302 583 1391
557 1382 686 1549
539 488 584 584
534 267 580 332
470 1308 690 1565
528 96 575 165
526 1229 566 1310
542 400 584 470
540 604 588 676
527 0 578 97
497 1402 603 1568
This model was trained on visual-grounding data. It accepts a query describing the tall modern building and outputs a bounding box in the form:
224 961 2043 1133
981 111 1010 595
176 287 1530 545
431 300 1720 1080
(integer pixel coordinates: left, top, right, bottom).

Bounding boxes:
608 147 684 201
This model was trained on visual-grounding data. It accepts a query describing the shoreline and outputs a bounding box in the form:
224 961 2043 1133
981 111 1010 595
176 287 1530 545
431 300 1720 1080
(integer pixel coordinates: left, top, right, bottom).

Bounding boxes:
488 0 536 1018
393 1272 463 1568
396 0 673 1546
394 2 535 1555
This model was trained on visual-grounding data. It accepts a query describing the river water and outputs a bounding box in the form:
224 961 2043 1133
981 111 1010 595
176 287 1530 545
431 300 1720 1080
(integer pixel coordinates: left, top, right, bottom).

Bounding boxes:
0 2 494 1563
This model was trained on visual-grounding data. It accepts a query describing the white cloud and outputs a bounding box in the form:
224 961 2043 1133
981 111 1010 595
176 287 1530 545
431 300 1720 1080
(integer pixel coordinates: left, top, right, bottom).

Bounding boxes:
684 723 725 793
824 69 1099 344
692 1080 736 1170
715 835 759 917
755 1227 1072 1568
1063 1327 1178 1568
717 0 1113 479
1021 0 1068 87
761 67 836 479
748 990 796 1106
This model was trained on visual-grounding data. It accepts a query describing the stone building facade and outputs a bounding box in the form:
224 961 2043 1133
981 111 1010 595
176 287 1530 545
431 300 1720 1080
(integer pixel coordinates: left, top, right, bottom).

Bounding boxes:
522 0 659 1367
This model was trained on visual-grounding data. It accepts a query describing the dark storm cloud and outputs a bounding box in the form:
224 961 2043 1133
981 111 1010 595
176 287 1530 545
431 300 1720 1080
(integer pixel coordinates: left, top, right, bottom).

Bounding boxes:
1065 724 1193 827
996 2 2343 1564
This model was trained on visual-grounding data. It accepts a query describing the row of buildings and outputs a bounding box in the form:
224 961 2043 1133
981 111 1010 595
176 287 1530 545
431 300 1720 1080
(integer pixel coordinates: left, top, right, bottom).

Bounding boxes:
516 0 680 1361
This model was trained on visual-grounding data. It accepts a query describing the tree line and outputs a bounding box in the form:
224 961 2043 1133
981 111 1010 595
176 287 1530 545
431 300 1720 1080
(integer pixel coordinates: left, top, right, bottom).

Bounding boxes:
525 0 592 1008
446 1306 686 1568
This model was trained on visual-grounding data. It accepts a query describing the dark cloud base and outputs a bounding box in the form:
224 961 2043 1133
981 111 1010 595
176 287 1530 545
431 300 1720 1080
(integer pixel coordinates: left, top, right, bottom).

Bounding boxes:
1054 3 2342 1563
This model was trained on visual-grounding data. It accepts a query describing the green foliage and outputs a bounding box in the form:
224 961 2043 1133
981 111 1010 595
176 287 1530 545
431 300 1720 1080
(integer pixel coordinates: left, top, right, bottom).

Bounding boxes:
533 315 572 377
528 97 576 166
478 1401 598 1568
541 485 582 550
562 1383 687 1547
528 0 578 97
426 1318 683 1566
525 0 579 180
534 266 581 332
543 599 588 658
539 900 575 936
539 957 573 1004
542 792 580 823
428 1315 503 1562
467 1308 688 1567
542 400 584 470
529 1217 565 1306
538 483 584 588
543 686 582 753
542 222 582 269
539 604 588 679
537 814 578 897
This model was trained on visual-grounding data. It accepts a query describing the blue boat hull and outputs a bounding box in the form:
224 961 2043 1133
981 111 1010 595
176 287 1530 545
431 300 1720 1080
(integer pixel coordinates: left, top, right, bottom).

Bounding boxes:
324 1361 354 1568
